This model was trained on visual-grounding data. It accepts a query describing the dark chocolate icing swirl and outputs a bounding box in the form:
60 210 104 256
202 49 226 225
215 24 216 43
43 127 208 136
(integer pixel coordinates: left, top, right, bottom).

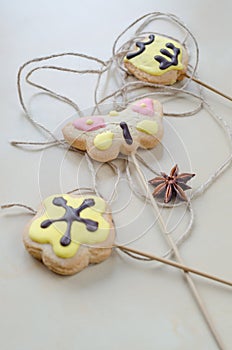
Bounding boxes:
126 34 155 60
154 42 180 70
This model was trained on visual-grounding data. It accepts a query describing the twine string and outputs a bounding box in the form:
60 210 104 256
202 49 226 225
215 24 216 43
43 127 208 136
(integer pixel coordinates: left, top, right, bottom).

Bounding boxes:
0 203 37 215
17 52 108 142
84 153 121 205
15 12 201 145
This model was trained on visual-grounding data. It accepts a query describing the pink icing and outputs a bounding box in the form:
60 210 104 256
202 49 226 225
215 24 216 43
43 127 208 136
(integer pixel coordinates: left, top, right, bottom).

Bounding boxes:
131 98 154 116
73 116 105 132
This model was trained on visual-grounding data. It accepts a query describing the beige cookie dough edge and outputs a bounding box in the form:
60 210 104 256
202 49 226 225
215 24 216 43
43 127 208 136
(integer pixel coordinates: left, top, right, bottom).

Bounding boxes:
62 122 87 151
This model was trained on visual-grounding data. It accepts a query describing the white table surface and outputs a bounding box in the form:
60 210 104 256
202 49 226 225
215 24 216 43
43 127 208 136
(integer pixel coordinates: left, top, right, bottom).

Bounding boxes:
1 1 232 349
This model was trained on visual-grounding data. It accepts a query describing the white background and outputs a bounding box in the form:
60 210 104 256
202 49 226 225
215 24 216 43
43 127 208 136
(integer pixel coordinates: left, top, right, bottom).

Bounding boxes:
1 1 232 349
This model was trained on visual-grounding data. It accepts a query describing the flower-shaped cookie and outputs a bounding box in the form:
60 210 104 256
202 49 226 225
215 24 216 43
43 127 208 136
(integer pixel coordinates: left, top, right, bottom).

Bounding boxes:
62 98 163 162
23 194 115 275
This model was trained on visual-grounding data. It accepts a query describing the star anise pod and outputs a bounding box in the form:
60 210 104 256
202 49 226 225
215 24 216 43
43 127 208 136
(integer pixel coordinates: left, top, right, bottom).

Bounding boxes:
149 165 195 203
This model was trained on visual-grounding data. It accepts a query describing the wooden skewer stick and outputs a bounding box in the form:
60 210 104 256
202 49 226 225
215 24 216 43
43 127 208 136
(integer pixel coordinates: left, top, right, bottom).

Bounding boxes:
130 154 225 350
185 73 232 102
116 244 232 287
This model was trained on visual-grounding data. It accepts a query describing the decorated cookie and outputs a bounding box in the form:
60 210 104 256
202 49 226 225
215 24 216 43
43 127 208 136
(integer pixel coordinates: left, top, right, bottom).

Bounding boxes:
124 34 188 85
23 194 115 275
62 98 163 162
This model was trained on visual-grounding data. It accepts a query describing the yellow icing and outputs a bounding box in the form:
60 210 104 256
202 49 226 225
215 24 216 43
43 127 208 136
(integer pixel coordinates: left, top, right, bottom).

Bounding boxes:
29 195 110 259
109 110 119 116
86 119 94 125
124 35 183 76
136 120 158 135
94 131 114 150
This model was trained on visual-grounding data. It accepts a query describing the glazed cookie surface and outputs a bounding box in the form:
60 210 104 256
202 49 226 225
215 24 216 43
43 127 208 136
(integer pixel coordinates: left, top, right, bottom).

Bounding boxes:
23 194 115 275
124 34 188 85
62 98 163 162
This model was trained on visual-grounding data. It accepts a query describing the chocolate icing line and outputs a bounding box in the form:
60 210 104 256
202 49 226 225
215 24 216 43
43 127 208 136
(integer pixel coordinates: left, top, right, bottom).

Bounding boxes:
126 34 155 60
40 197 98 247
120 122 133 145
154 42 180 70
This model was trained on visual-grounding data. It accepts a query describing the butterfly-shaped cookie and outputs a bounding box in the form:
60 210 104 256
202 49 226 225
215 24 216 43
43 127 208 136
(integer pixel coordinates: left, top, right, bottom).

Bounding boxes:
62 98 163 162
